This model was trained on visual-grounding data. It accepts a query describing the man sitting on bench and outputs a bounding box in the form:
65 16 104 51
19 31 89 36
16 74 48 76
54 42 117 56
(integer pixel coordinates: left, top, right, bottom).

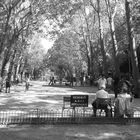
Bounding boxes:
92 85 112 117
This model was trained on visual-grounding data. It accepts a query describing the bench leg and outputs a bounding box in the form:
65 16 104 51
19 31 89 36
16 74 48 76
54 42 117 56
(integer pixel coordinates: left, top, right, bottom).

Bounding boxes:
93 108 97 117
105 109 112 117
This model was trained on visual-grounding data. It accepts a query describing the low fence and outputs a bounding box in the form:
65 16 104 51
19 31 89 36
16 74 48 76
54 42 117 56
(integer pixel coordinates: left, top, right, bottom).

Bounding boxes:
0 107 140 125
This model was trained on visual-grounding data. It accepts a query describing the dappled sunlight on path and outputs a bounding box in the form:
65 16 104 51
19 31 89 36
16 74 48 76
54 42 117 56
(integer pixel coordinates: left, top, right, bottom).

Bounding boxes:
0 81 97 110
0 81 139 113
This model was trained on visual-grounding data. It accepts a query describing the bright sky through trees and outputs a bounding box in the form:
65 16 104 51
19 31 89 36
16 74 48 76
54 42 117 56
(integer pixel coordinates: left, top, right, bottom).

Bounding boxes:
40 38 54 52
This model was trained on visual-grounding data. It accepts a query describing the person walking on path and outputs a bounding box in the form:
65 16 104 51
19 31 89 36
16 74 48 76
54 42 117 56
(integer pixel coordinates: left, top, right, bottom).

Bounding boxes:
25 77 30 91
48 76 54 85
5 73 11 93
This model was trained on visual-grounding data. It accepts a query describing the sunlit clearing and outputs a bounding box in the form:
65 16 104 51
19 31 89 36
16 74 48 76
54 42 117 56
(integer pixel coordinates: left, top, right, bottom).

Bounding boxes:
0 125 7 128
46 100 59 104
75 133 87 137
103 133 117 137
96 133 121 139
40 38 54 52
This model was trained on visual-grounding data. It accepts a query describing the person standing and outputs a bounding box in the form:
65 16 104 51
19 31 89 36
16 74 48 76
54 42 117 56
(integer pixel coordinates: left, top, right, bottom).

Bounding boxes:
97 74 107 89
80 75 83 86
5 73 11 93
106 73 114 92
70 75 74 87
73 73 76 86
114 86 133 118
25 77 30 91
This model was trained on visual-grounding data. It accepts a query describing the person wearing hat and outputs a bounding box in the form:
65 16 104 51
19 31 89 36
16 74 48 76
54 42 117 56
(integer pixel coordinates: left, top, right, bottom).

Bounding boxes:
92 85 112 117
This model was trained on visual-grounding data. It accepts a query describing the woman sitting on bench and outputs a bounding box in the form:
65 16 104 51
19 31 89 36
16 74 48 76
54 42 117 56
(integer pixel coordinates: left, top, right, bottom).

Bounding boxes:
92 85 112 117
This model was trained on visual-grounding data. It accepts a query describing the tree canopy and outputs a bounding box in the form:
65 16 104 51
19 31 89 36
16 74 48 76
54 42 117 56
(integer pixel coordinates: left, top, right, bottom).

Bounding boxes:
0 0 140 96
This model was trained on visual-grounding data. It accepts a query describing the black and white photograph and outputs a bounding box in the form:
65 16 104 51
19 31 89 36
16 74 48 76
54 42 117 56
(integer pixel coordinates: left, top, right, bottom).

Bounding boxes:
0 0 140 139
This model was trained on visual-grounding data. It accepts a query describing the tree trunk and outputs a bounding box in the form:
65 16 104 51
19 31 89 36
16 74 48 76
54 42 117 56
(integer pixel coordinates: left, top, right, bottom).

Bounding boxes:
105 0 119 75
87 53 91 75
83 36 91 75
90 40 94 77
1 49 12 77
0 6 12 55
97 0 108 76
19 59 24 82
125 0 140 98
109 19 119 74
8 50 17 81
14 55 22 82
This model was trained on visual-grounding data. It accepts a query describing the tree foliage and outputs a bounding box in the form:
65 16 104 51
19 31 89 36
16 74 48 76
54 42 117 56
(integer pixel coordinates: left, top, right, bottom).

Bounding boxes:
0 0 140 93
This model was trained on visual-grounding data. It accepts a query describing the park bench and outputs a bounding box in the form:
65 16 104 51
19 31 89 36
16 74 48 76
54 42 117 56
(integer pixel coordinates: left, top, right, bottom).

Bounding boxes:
92 98 114 117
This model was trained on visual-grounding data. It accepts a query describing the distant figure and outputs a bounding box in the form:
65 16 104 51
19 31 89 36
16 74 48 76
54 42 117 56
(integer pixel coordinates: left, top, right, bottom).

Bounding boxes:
48 76 52 85
83 75 86 86
73 73 76 86
89 75 93 86
59 77 62 86
80 75 83 86
97 74 107 89
5 77 11 93
106 73 114 92
129 76 134 95
48 76 54 85
25 77 30 91
15 74 20 85
70 76 74 87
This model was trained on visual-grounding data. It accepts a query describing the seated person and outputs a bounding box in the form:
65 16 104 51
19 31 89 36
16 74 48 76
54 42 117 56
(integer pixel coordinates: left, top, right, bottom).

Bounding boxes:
114 86 133 118
92 85 112 117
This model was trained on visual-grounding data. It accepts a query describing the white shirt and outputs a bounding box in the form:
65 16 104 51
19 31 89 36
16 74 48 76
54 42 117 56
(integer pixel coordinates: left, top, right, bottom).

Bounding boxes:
95 89 109 99
117 93 131 99
107 77 114 86
26 78 30 83
98 78 107 89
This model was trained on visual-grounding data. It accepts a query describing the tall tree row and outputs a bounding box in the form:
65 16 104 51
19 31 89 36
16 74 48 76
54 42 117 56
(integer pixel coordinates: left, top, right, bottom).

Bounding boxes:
42 0 140 96
0 0 44 83
0 0 140 97
125 0 140 97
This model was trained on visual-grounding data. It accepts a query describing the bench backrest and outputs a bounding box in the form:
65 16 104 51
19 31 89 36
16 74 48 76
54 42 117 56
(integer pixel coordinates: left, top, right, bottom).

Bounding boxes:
95 98 112 109
63 97 71 108
63 97 71 102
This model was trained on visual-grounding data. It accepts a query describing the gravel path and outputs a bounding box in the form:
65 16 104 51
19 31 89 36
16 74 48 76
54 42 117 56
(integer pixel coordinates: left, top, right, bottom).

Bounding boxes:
0 81 140 140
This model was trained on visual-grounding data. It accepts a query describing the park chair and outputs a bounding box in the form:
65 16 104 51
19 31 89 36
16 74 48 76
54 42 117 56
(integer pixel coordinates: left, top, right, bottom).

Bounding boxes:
62 96 75 117
92 98 114 117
